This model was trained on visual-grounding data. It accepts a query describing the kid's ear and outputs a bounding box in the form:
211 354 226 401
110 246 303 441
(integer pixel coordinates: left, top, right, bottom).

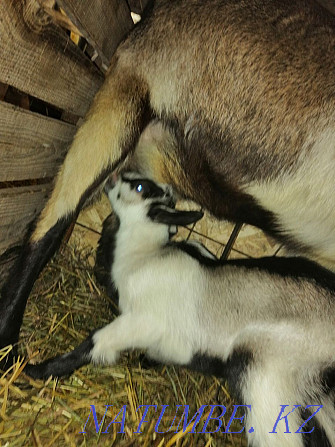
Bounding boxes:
148 204 204 226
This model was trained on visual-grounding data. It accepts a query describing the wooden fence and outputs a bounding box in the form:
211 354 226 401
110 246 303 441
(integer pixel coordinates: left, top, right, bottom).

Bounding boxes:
0 0 149 282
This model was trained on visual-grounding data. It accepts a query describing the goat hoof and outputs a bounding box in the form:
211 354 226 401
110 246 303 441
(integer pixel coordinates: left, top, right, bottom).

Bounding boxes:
24 363 52 381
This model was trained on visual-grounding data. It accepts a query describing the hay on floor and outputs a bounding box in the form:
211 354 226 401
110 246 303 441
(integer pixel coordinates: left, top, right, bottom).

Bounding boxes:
1 193 281 446
1 243 248 447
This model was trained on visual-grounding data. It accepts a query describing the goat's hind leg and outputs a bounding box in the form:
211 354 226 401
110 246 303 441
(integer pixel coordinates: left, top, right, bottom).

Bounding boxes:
0 58 150 361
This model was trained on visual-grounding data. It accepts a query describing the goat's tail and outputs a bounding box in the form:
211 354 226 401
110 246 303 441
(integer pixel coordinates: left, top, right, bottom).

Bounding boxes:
307 370 335 447
243 365 335 447
306 396 335 447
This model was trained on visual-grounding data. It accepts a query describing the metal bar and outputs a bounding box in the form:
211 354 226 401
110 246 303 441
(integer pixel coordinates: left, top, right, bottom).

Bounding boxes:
220 222 243 260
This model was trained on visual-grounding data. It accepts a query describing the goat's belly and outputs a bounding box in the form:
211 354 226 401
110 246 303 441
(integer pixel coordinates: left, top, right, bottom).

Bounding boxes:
133 122 335 268
246 134 335 268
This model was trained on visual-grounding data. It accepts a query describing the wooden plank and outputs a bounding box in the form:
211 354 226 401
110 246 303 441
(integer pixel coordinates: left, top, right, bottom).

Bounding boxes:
58 0 134 68
0 102 76 181
127 0 151 14
0 184 52 255
0 0 104 116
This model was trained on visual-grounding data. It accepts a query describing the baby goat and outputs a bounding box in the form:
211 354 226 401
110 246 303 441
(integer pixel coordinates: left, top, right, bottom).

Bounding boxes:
26 173 335 447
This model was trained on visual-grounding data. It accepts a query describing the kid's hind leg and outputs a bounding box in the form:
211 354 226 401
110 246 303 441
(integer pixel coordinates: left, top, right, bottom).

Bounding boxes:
0 58 150 358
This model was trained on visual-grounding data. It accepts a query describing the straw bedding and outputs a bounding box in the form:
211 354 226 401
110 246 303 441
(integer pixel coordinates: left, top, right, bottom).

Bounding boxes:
1 198 279 446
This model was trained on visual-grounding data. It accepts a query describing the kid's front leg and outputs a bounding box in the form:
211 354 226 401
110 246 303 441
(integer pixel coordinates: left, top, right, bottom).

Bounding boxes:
25 314 161 380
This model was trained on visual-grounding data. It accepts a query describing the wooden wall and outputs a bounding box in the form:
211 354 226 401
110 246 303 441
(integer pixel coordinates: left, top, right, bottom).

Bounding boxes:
0 0 149 282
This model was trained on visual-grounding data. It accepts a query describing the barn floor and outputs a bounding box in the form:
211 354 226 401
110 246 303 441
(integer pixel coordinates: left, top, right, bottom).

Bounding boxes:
0 198 280 446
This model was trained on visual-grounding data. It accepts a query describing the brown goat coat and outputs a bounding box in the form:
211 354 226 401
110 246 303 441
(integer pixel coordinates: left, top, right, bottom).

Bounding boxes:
32 0 335 266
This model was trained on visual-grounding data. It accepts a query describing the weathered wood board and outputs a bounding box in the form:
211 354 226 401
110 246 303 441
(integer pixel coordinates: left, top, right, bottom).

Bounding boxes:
0 0 140 285
0 184 52 255
58 0 134 68
0 184 52 280
0 0 104 116
0 102 76 181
